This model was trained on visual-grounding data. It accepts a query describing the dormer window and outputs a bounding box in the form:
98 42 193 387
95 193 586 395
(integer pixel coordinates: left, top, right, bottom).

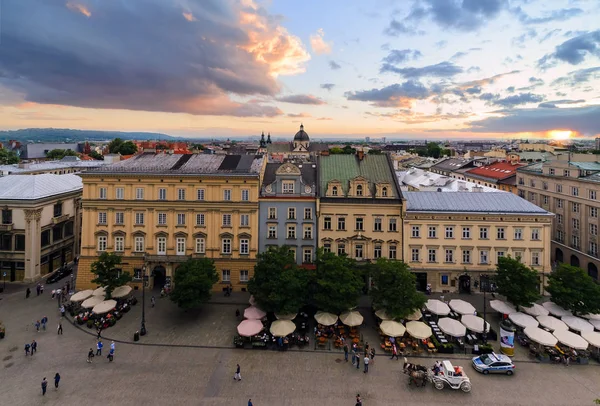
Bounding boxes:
332 186 338 196
282 181 294 194
382 187 388 197
356 185 363 196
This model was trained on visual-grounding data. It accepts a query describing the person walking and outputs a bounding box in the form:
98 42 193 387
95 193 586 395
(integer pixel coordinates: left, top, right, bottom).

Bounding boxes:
31 340 37 355
363 355 370 373
356 354 360 370
235 309 240 318
40 284 44 294
107 347 114 362
390 344 399 360
41 378 47 396
57 322 63 335
35 320 41 332
234 364 241 381
96 340 103 356
248 399 253 406
151 296 156 308
87 348 94 363
36 284 41 296
41 316 47 331
370 347 375 360
60 305 65 318
343 344 349 362
26 287 31 298
24 343 30 356
110 341 115 351
356 394 362 406
54 373 61 389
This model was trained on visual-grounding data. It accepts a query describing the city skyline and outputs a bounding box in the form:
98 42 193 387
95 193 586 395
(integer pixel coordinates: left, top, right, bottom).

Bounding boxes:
0 0 599 140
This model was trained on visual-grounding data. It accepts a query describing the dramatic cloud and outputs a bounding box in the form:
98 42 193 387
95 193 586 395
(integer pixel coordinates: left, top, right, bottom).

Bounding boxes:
320 83 335 91
275 95 326 105
0 0 309 117
480 92 544 107
329 60 342 70
382 49 423 65
381 61 463 78
538 99 585 108
512 7 583 24
310 28 333 55
409 0 506 32
345 81 430 108
538 30 600 68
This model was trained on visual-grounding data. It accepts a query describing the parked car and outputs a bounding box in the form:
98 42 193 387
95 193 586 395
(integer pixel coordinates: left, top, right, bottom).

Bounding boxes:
472 352 515 375
46 266 72 284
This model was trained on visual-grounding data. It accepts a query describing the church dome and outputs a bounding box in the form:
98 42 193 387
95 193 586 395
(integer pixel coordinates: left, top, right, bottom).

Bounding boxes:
293 124 309 142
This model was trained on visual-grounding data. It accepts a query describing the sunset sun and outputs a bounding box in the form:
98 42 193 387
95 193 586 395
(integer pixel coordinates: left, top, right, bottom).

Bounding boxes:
548 130 573 140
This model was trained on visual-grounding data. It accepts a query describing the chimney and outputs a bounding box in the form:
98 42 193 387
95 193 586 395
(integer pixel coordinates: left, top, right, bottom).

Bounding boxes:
357 150 365 161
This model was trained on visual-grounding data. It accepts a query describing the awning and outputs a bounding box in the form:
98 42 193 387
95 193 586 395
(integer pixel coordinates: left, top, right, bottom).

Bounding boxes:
112 285 132 299
81 296 104 309
92 299 117 314
438 317 467 338
375 309 392 320
553 329 589 350
92 286 106 297
489 300 516 315
425 299 450 316
509 312 539 329
275 313 296 320
314 311 338 326
449 299 476 315
406 321 432 339
561 316 594 333
244 306 266 320
542 302 572 317
521 303 549 317
406 309 423 321
524 327 558 347
380 320 406 337
70 290 93 302
340 310 364 327
536 315 568 332
581 331 600 348
270 320 296 337
237 319 263 337
461 314 490 334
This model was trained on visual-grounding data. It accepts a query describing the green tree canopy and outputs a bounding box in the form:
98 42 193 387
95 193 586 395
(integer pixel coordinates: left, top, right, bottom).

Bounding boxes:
546 264 600 316
108 138 124 153
248 246 308 314
107 138 138 155
426 142 442 158
311 250 363 314
45 149 77 160
170 258 219 309
328 147 344 154
0 148 19 164
88 150 104 160
369 259 426 320
90 252 132 299
494 256 541 308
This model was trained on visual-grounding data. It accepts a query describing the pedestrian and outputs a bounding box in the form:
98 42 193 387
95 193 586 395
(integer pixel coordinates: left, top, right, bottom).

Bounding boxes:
57 322 63 335
66 281 70 293
365 342 369 353
54 372 60 389
87 348 94 363
390 344 399 360
31 340 37 355
343 344 349 362
364 355 369 373
40 284 44 294
96 327 102 339
356 394 362 406
26 287 31 298
248 399 253 406
35 320 40 332
24 343 30 356
96 340 103 356
41 316 47 331
351 348 357 365
356 354 360 370
565 355 570 367
235 309 240 318
107 348 114 362
36 284 40 296
41 377 47 396
110 341 115 351
60 305 65 318
234 364 241 381
370 347 375 360
151 296 156 308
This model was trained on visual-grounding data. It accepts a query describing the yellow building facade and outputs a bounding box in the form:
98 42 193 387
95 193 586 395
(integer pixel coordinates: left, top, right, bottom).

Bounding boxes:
77 153 264 293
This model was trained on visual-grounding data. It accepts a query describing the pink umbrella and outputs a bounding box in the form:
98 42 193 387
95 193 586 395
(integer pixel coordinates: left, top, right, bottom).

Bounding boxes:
244 306 266 320
237 320 263 337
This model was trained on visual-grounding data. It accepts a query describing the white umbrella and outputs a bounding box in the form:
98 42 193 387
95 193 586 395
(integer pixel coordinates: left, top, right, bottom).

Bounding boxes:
542 302 571 317
340 311 364 327
426 299 450 316
81 296 104 309
561 316 594 333
489 300 516 315
581 331 600 348
92 286 106 297
589 319 600 331
536 315 568 332
244 306 266 320
461 314 490 334
524 327 558 347
270 320 296 337
314 311 338 326
70 290 93 302
406 309 422 321
521 303 549 317
553 329 589 350
583 313 600 321
275 313 296 320
406 321 432 339
92 299 117 314
380 320 406 337
112 285 132 299
438 317 467 338
375 309 392 320
449 299 476 315
509 312 539 329
237 319 263 337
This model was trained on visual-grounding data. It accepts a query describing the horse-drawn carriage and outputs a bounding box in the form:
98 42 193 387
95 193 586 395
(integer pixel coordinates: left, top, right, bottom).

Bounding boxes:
403 358 472 393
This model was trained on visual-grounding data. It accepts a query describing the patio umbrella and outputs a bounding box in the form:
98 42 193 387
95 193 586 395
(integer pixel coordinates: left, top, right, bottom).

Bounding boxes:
449 299 476 315
509 312 539 329
536 315 568 332
581 331 600 348
553 329 589 350
70 290 93 302
438 317 467 338
425 299 450 316
112 285 132 299
81 296 104 309
270 320 296 337
521 303 549 317
461 314 490 334
340 310 364 327
589 319 600 331
92 299 117 314
92 286 106 297
561 316 594 333
249 295 256 306
275 313 296 320
583 313 600 321
237 319 263 337
406 309 423 321
542 302 571 317
244 306 266 320
380 320 406 337
524 327 558 347
489 300 516 315
314 311 338 326
375 309 392 320
406 321 432 339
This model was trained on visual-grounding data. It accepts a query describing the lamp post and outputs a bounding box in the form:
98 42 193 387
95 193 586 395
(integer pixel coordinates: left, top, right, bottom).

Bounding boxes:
480 274 489 344
141 265 147 336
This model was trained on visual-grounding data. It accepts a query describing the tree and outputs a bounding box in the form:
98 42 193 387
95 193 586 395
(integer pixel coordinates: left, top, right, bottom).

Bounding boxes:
546 264 600 316
342 144 356 154
495 256 541 308
248 246 308 313
119 141 138 155
45 149 77 160
311 250 363 314
328 147 344 154
426 142 442 158
108 138 124 153
0 148 19 164
88 150 104 160
90 252 132 299
369 259 426 319
170 258 219 309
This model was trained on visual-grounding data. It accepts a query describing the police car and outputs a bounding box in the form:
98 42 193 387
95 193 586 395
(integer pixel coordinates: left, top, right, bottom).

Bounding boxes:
472 352 515 375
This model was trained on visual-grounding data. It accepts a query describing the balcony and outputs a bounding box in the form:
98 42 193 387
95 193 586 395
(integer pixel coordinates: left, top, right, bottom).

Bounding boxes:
0 223 13 231
52 215 70 224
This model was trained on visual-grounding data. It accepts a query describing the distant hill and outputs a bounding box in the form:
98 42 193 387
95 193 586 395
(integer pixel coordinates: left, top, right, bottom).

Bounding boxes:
0 128 176 143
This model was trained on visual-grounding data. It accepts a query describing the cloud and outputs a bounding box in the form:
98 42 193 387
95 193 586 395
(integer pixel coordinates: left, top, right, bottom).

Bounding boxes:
0 0 309 117
276 94 326 105
551 67 600 87
435 40 448 49
66 2 91 17
538 30 600 68
381 61 463 78
383 19 414 36
465 86 482 94
329 60 342 70
320 83 335 91
512 7 583 24
287 112 312 118
480 92 545 107
310 28 333 55
382 49 423 65
344 81 430 108
512 29 537 46
409 0 506 32
317 117 333 120
182 12 196 22
538 99 585 108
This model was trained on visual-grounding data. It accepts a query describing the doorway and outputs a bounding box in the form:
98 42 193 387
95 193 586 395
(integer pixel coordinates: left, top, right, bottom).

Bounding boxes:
152 265 166 290
554 248 563 263
458 275 471 294
588 263 598 281
414 272 427 291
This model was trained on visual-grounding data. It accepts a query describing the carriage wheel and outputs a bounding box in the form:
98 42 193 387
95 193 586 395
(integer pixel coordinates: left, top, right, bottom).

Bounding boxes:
434 381 444 390
460 382 472 393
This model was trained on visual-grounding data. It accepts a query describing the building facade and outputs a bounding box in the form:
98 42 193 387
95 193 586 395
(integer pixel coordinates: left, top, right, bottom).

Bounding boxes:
403 192 553 292
517 154 600 280
76 153 265 293
0 174 82 281
259 162 317 265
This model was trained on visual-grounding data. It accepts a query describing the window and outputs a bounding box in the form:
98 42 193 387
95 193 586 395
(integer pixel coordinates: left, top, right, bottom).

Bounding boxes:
445 249 454 263
241 189 249 201
289 248 296 261
53 202 62 217
572 187 579 197
428 249 436 263
135 236 144 252
412 226 420 238
355 217 364 231
337 243 346 256
332 186 338 196
303 249 312 263
97 236 107 251
389 245 397 259
514 228 522 240
590 242 598 257
98 212 107 225
303 225 312 239
374 244 382 258
221 238 232 254
304 208 312 220
374 218 382 231
445 226 454 239
531 228 540 240
240 239 249 255
177 188 186 201
462 250 471 263
268 207 277 220
158 188 166 200
564 170 570 177
324 217 332 230
135 212 144 225
549 168 555 175
323 242 331 253
543 195 548 205
116 187 124 200
530 179 536 187
41 230 50 247
389 218 397 231
572 218 580 230
240 214 249 227
356 184 363 196
441 275 449 286
222 214 232 226
1 209 12 224
223 189 231 201
556 214 563 224
176 238 186 255
542 182 548 190
497 227 505 239
382 187 388 197
288 207 296 220
337 217 346 230
177 213 186 226
156 212 166 225
197 189 205 201
157 237 166 255
195 213 205 226
556 184 562 193
480 227 488 239
411 248 420 262
355 244 364 259
572 202 580 213
64 222 74 237
590 190 597 200
136 188 144 200
591 207 598 218
195 238 205 254
282 181 295 194
496 251 505 263
15 235 25 251
462 227 471 239
240 270 249 283
556 198 563 208
99 187 107 199
518 177 524 186
428 226 437 238
114 236 124 252
556 230 564 243
531 252 540 266
222 270 231 282
590 223 598 236
52 225 63 242
480 250 488 264
572 235 580 249
268 225 276 239
287 225 296 239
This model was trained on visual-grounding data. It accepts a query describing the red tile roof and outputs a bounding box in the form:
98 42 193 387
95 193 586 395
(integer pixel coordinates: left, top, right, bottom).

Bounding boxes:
465 161 525 180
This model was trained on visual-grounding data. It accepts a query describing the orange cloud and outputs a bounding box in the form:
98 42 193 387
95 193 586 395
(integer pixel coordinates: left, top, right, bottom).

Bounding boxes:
182 12 196 22
66 2 91 17
310 29 333 55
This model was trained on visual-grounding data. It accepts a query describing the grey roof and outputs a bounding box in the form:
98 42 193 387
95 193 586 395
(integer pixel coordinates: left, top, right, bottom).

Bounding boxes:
0 159 108 175
17 143 81 159
430 158 475 172
403 192 551 214
570 161 600 171
262 163 317 186
0 174 82 200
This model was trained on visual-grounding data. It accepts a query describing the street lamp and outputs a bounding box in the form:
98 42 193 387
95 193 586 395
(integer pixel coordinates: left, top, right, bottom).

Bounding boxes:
140 265 147 336
480 274 489 344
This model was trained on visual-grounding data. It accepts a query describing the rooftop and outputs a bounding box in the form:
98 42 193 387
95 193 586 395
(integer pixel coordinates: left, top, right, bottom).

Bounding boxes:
465 161 524 180
430 158 475 172
0 158 108 175
397 168 497 192
0 174 82 200
404 191 551 214
262 162 317 187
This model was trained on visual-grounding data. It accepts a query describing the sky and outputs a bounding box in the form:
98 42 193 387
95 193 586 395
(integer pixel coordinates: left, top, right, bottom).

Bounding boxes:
0 0 599 140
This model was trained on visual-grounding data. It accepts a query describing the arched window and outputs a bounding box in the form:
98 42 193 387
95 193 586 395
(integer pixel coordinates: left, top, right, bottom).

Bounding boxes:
356 185 363 196
332 186 338 196
382 187 388 197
